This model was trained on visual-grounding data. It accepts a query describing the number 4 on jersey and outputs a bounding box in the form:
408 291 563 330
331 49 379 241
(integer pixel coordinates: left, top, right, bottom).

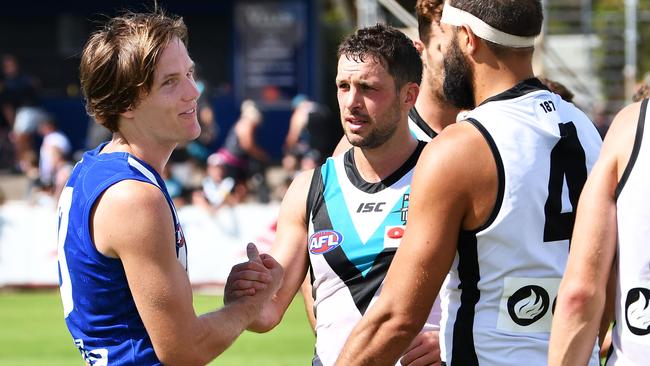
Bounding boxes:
544 122 588 243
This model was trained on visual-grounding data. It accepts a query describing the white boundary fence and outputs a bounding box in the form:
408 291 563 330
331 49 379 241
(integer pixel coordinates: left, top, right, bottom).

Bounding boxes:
0 201 280 288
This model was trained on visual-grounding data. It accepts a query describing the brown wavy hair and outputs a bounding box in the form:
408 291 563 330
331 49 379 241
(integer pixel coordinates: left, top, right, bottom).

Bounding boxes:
415 0 444 46
79 11 188 132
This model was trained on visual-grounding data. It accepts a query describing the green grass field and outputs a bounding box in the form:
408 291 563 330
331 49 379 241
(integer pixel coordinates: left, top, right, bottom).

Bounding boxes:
0 290 315 366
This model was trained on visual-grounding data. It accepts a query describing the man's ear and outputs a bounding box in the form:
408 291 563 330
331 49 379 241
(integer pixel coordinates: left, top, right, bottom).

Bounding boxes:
413 39 429 71
413 39 424 54
403 82 419 106
458 24 478 55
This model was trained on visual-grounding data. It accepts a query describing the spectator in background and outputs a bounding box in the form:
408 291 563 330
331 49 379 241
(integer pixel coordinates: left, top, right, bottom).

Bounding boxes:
284 94 312 156
278 95 335 201
1 54 40 173
1 54 38 127
285 94 339 163
216 99 269 202
0 96 11 171
50 147 73 201
36 115 71 190
185 103 219 163
201 153 236 209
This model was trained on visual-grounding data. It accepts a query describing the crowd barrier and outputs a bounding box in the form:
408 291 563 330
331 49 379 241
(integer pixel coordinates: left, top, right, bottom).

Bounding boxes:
0 200 280 288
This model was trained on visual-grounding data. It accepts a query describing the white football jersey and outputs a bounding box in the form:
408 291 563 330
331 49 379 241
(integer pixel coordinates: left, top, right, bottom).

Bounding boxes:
608 98 650 365
440 79 602 366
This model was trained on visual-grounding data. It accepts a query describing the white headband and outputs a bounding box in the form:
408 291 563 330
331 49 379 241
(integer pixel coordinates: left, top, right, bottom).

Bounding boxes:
440 2 537 48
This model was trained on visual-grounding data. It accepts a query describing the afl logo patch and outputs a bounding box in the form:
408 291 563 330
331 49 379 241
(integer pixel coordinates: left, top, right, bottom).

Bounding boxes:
625 287 650 336
507 285 550 326
309 230 343 255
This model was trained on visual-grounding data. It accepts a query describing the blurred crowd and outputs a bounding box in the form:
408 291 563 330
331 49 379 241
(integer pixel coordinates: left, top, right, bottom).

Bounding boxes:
0 54 75 205
0 53 340 211
168 94 338 214
2 50 650 211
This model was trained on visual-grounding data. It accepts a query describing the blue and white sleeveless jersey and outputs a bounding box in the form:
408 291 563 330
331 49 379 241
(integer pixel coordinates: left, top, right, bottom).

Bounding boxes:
440 78 602 366
56 143 187 366
306 141 441 366
408 107 437 142
608 99 650 365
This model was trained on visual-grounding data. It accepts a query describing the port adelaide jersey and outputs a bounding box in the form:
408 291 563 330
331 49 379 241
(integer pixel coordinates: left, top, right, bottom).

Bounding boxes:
608 98 650 365
440 79 602 366
306 141 439 366
408 107 437 142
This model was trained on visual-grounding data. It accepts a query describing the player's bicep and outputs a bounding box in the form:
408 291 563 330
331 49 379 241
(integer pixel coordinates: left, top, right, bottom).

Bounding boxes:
382 141 467 312
93 181 196 349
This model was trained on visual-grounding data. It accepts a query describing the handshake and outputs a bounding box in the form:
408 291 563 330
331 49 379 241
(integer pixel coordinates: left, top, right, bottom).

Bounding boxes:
223 243 284 322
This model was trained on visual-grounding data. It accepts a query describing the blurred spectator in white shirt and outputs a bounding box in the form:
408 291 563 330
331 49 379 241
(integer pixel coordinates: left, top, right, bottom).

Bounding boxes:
36 115 71 189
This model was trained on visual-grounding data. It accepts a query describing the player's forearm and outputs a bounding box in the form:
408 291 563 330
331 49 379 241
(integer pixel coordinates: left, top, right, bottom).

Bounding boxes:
549 282 604 365
336 310 420 366
548 324 599 366
247 300 285 333
157 301 261 365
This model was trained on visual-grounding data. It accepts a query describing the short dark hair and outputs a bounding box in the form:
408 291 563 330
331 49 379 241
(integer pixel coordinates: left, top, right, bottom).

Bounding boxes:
416 0 445 46
449 0 543 55
337 23 422 89
79 11 188 132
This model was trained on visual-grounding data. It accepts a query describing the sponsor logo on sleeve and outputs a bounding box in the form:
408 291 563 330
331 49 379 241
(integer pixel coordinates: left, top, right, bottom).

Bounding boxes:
309 230 343 255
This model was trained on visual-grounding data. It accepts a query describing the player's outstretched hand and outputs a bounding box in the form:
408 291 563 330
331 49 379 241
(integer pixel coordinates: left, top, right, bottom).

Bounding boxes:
224 243 274 303
400 330 441 366
258 252 283 297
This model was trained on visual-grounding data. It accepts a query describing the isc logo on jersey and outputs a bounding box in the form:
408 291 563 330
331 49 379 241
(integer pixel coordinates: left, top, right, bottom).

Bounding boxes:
309 230 343 254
